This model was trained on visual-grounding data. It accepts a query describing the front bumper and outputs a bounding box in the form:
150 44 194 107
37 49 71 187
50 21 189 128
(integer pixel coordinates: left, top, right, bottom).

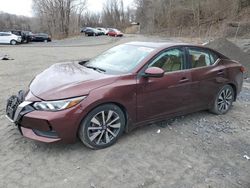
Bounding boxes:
6 91 86 144
20 127 60 143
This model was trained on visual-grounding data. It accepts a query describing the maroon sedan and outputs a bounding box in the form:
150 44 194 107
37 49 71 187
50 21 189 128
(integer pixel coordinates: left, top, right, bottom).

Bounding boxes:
6 42 245 149
107 28 123 37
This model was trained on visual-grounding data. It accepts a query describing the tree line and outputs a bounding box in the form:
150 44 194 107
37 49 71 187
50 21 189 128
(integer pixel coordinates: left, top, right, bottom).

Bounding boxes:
0 0 249 38
32 0 134 38
135 0 250 36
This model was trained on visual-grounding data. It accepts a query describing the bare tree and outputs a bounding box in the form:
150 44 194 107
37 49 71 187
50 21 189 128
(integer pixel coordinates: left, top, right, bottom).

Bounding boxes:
32 0 87 37
102 0 131 29
134 0 250 36
0 12 32 31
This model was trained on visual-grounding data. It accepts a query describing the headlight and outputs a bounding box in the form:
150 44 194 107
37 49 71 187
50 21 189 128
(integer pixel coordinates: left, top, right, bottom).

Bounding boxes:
33 96 86 111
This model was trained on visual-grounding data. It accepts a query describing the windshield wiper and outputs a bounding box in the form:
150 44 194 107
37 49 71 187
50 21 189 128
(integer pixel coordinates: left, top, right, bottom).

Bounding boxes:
84 65 106 73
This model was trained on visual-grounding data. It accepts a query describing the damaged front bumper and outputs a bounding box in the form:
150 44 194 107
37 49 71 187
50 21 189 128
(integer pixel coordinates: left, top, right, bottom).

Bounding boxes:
5 90 61 143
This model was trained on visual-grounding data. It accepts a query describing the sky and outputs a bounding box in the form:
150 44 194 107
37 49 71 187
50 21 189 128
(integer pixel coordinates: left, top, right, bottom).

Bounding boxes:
0 0 135 17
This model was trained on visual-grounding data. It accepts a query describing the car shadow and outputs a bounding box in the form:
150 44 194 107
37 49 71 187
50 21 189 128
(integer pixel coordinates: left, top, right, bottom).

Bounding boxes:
27 110 215 153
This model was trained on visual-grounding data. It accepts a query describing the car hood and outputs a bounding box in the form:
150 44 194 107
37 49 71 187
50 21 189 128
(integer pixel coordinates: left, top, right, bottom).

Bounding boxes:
29 62 117 100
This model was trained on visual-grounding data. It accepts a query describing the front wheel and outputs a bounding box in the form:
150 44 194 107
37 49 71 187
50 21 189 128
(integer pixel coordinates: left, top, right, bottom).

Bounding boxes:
10 40 17 45
210 85 235 115
79 104 125 149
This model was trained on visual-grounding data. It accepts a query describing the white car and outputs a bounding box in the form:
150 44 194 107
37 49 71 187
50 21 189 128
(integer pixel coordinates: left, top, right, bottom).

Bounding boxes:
96 28 108 35
0 32 22 45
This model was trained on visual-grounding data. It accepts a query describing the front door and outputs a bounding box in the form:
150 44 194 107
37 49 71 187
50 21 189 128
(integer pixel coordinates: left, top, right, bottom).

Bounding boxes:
136 48 192 123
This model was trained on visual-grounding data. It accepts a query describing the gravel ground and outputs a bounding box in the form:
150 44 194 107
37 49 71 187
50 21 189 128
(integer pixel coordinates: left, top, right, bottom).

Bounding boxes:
0 35 249 188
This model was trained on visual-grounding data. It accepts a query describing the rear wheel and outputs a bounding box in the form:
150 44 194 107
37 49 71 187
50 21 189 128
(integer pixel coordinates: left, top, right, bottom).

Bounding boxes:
79 104 125 149
210 85 235 115
10 40 17 45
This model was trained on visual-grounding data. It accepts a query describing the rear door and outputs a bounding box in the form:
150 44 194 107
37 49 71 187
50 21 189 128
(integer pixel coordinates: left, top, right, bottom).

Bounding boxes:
187 47 226 108
136 47 192 122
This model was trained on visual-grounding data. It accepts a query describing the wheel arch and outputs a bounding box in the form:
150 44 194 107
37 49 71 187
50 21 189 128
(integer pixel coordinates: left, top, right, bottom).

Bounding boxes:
10 39 17 44
228 83 237 101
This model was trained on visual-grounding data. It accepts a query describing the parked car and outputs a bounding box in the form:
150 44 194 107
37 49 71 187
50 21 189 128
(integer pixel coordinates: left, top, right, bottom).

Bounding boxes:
22 31 35 42
80 27 92 33
6 42 245 149
96 27 108 35
0 32 22 45
107 28 123 37
9 30 32 43
31 33 51 42
83 28 102 36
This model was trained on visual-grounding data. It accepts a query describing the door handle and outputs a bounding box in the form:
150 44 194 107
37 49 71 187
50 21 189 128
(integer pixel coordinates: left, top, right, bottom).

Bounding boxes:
179 77 189 83
217 70 224 75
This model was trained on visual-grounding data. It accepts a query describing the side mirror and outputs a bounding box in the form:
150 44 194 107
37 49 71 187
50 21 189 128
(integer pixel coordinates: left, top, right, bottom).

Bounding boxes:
143 67 164 78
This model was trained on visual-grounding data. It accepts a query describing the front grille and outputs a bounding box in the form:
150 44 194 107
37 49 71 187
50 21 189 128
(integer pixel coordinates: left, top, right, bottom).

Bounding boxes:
6 90 34 123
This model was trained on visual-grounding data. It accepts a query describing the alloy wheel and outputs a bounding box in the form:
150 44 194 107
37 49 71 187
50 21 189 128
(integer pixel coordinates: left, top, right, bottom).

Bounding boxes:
87 110 121 145
217 88 233 113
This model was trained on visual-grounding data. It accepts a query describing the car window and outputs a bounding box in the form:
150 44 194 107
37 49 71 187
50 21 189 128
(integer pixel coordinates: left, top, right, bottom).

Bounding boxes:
188 48 215 68
209 51 219 65
149 48 184 73
84 44 154 74
1 33 10 36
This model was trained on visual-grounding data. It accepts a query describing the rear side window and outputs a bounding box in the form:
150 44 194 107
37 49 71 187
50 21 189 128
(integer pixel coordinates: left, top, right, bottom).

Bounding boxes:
209 51 219 64
1 33 11 36
188 49 214 68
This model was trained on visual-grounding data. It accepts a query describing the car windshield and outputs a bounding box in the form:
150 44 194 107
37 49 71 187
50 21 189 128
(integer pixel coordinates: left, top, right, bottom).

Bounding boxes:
84 44 155 74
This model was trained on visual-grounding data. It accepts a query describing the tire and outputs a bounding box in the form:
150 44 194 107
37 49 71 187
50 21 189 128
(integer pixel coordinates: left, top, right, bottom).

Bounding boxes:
210 85 235 115
10 40 17 45
79 104 126 149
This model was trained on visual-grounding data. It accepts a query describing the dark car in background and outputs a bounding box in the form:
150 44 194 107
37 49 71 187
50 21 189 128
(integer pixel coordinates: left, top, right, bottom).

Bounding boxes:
6 42 245 149
31 33 52 42
83 28 102 36
80 27 92 33
22 31 35 42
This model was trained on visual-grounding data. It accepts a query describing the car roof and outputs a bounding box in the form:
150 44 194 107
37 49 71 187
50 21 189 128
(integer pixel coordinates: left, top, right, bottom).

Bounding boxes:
125 41 228 59
125 41 191 49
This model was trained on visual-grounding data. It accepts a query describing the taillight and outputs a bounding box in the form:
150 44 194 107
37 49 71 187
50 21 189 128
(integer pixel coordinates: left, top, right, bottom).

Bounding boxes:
240 66 246 73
